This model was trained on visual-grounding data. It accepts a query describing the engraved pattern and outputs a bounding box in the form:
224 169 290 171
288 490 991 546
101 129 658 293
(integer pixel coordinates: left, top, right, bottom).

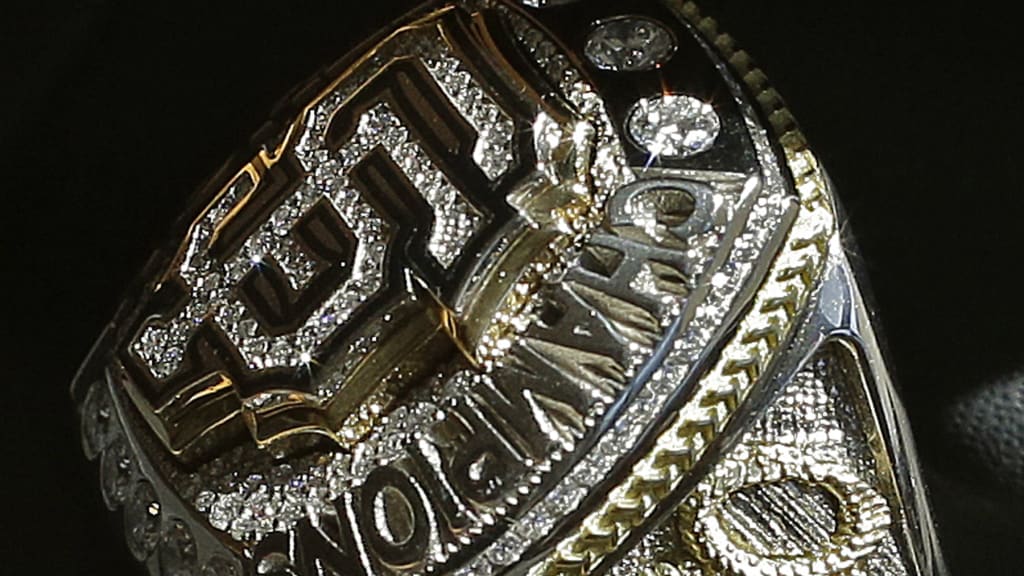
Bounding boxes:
527 0 837 569
607 348 909 576
457 9 797 574
534 17 839 566
77 379 243 575
71 3 940 576
686 374 894 575
456 10 787 570
179 10 637 561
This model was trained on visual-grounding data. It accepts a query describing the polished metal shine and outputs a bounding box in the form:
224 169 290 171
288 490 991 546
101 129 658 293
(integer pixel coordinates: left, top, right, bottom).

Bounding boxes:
72 1 946 575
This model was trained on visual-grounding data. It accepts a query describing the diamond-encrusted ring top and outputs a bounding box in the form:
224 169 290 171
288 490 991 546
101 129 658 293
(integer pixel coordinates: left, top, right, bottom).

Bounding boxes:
72 2 946 576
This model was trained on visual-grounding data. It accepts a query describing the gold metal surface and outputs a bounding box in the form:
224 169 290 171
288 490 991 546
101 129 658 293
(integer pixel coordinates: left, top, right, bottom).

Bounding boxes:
71 3 947 575
534 2 838 573
125 4 610 461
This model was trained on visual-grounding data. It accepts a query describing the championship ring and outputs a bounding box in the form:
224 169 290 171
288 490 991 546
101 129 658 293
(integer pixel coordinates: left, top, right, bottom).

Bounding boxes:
72 1 948 574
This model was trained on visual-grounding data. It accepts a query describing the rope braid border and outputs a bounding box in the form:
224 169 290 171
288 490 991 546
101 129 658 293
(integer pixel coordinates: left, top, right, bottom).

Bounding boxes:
534 2 837 573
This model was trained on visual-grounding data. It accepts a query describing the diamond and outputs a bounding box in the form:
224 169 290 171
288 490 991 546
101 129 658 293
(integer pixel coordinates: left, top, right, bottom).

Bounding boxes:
514 511 553 541
487 540 519 566
584 16 676 72
422 50 514 180
159 14 786 573
80 381 114 460
209 493 243 531
195 490 216 513
100 436 133 509
549 483 586 511
457 559 494 576
124 480 161 561
275 491 306 526
626 95 721 158
231 490 276 539
159 519 198 576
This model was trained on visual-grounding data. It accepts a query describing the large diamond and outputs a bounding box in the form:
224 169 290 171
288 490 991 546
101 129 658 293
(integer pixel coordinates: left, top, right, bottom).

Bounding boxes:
626 94 721 158
585 16 676 72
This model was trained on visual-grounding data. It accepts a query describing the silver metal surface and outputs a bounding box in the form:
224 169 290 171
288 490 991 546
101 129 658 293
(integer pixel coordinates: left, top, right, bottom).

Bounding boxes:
71 2 947 575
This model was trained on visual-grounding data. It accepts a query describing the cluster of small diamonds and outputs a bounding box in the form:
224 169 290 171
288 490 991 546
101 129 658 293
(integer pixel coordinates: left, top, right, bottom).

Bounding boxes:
184 8 636 558
341 101 485 269
454 12 795 575
132 175 253 379
421 48 515 180
130 30 522 380
201 477 311 542
174 24 516 544
133 161 389 377
584 16 677 73
196 400 442 542
168 10 786 576
79 380 243 575
511 16 633 209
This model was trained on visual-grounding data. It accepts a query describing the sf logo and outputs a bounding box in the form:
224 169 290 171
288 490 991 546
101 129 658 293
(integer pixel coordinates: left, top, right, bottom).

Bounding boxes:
121 10 597 461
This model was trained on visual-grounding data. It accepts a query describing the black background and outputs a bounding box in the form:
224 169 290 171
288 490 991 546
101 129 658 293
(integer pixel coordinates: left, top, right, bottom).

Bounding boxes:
2 1 1022 574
